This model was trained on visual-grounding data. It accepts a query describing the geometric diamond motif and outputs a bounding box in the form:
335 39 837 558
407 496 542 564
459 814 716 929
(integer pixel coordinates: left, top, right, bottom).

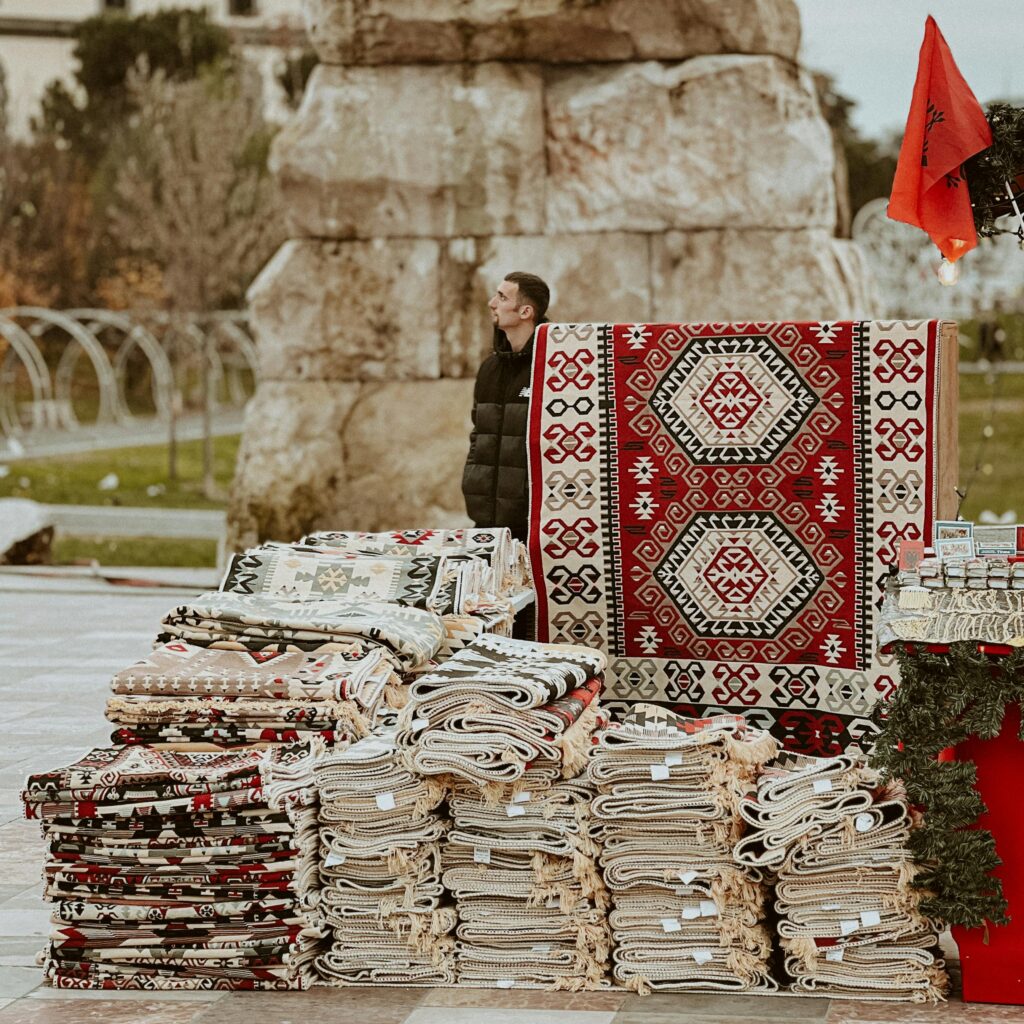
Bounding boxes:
650 336 819 465
654 511 824 639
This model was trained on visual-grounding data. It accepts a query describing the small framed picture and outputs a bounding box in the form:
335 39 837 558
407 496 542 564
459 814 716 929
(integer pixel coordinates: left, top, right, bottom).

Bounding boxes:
934 520 974 560
975 524 1017 557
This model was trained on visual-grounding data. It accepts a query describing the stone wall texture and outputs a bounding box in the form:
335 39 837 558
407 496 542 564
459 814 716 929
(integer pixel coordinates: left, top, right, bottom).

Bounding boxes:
228 0 878 550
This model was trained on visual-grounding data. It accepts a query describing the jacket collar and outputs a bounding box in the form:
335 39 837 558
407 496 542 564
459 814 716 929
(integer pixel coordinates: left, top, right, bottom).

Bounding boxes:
493 318 546 360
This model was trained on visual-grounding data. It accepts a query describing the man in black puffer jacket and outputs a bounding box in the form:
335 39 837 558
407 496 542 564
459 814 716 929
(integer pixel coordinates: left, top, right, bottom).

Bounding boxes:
462 271 550 543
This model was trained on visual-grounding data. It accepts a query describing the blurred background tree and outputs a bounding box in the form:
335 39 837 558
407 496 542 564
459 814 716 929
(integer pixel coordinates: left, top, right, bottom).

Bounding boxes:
0 7 283 312
36 9 232 164
813 71 900 236
106 62 283 312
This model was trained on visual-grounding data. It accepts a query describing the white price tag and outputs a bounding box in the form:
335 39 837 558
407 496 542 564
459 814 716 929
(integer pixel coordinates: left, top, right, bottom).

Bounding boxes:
825 946 845 962
860 910 882 927
495 979 515 989
473 848 491 864
840 919 859 936
692 949 714 965
678 870 698 884
664 752 683 766
660 917 682 933
324 851 346 867
855 813 874 833
681 906 700 920
411 717 430 731
513 791 532 804
699 900 718 918
506 804 526 817
813 778 833 794
375 792 396 811
821 902 841 911
650 763 670 781
531 944 552 953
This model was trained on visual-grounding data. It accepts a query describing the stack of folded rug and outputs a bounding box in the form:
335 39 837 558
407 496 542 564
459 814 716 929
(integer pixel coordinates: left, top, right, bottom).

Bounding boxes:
441 774 612 989
403 634 606 785
402 636 611 989
736 753 949 1001
312 726 456 986
22 743 325 991
105 641 399 747
588 707 778 994
134 594 445 746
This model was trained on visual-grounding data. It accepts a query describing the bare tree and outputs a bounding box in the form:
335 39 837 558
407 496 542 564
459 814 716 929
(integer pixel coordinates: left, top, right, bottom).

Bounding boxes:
108 60 283 312
108 60 285 497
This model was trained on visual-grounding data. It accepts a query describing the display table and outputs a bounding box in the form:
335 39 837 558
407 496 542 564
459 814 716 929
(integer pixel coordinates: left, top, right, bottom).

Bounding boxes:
878 580 1024 1006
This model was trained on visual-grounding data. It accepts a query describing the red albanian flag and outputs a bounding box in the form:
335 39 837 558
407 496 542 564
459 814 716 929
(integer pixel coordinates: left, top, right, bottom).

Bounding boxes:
888 15 992 262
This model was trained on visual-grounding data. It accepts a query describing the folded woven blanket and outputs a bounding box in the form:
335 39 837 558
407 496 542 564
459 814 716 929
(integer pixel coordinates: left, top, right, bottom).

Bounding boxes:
24 743 326 991
589 707 776 995
223 542 506 618
110 641 397 708
158 593 445 672
751 752 949 1002
409 635 605 710
302 526 529 597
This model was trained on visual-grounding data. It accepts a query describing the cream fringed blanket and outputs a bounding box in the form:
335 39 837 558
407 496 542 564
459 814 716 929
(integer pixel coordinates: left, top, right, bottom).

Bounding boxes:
588 705 778 994
312 727 456 986
402 634 613 990
736 751 949 1002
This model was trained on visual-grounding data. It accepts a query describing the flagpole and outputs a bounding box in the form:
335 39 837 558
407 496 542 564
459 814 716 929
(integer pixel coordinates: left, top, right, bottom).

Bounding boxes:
1004 181 1024 245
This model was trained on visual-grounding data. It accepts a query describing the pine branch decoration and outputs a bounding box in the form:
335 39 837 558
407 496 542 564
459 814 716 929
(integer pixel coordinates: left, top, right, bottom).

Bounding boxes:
870 643 1024 929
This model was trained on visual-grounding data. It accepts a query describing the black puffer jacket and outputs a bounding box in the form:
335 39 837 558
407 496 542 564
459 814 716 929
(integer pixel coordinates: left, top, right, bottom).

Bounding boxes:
461 324 543 541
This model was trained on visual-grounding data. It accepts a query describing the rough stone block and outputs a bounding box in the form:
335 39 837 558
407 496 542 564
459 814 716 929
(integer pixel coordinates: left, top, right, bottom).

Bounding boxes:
302 0 800 65
651 229 879 322
227 379 473 551
545 55 836 233
440 232 652 378
272 63 545 239
249 238 442 381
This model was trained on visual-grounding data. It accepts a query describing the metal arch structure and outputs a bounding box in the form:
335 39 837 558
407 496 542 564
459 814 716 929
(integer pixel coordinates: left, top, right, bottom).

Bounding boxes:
0 308 259 442
0 314 53 436
65 309 176 422
2 306 121 428
205 311 259 407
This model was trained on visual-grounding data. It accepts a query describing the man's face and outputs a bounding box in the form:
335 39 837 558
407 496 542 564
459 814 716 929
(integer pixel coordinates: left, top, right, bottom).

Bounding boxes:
489 280 530 331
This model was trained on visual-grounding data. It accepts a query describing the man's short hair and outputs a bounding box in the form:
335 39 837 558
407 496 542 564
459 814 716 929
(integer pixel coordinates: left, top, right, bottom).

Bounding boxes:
504 271 550 322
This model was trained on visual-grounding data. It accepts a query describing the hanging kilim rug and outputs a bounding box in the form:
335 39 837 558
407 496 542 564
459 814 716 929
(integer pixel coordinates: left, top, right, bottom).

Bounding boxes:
527 321 944 755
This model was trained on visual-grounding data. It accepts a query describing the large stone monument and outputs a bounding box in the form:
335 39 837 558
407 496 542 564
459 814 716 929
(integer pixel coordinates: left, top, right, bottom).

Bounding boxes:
228 0 877 548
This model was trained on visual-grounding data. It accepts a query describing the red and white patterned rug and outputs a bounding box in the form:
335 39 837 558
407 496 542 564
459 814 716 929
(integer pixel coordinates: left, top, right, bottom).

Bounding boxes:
527 321 944 755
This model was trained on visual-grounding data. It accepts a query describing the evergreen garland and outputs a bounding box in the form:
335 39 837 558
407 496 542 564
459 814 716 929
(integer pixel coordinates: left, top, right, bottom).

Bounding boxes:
870 643 1024 929
964 102 1024 238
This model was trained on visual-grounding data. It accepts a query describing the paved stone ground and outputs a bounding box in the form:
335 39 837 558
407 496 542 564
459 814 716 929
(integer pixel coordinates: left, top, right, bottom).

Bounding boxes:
0 573 1004 1023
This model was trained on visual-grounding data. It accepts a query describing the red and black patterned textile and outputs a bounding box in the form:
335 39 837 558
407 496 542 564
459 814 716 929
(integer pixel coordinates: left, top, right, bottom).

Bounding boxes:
23 744 324 991
527 322 944 755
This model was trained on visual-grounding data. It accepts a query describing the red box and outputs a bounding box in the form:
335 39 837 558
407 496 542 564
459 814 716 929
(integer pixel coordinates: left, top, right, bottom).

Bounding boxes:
952 703 1024 1004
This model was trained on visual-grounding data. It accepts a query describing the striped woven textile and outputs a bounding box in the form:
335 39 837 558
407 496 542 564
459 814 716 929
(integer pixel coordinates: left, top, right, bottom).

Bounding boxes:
589 705 778 993
313 726 456 986
737 753 949 1001
22 744 325 991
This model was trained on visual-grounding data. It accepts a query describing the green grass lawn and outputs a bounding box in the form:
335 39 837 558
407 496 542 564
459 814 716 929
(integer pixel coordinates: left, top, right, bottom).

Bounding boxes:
0 434 240 509
957 373 1024 521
